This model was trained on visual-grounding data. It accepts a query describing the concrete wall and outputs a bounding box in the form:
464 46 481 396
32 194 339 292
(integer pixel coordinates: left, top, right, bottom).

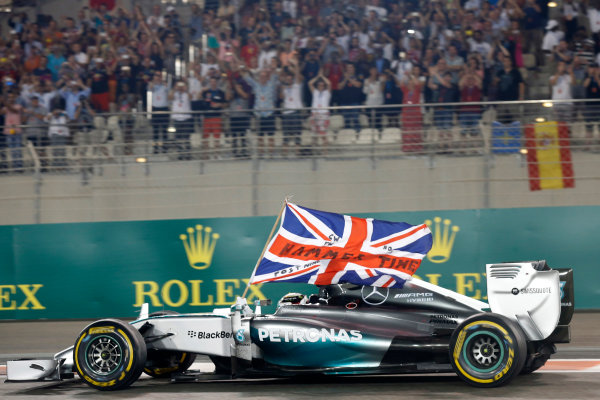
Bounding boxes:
1 152 599 225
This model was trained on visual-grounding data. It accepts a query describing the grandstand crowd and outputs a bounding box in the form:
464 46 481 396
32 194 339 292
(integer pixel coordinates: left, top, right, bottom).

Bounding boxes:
2 0 600 165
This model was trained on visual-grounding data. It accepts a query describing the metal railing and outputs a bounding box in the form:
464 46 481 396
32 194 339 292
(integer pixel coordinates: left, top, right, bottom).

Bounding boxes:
1 99 599 176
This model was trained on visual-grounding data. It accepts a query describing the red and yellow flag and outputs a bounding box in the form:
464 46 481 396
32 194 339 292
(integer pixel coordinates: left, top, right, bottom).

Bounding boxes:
525 121 574 191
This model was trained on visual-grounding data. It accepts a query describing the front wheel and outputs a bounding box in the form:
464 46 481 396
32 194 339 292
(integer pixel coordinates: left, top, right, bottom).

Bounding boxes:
74 319 147 391
449 313 527 387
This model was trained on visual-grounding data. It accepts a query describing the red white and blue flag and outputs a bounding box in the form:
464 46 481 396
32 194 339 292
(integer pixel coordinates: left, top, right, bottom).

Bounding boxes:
250 203 432 288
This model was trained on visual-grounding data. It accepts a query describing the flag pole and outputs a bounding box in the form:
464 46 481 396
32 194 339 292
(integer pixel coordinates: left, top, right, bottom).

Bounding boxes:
240 200 288 299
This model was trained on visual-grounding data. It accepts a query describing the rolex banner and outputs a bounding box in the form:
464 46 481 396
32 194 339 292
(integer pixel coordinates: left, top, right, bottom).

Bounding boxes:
525 121 575 191
0 206 598 320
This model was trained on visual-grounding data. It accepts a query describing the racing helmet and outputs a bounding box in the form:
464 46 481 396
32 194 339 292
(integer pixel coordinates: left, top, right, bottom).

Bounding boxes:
277 292 308 307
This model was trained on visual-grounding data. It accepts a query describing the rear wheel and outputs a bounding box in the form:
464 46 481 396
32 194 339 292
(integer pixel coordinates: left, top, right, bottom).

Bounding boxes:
143 310 196 378
449 313 527 387
74 319 146 391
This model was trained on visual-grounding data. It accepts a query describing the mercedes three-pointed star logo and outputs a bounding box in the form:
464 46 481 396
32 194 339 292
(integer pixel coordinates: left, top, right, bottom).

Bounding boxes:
361 286 390 305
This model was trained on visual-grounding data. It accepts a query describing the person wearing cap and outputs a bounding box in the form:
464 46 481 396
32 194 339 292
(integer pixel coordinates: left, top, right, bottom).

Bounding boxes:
542 20 564 54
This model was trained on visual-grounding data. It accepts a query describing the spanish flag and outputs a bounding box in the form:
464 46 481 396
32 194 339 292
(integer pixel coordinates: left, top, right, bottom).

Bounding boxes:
525 121 574 191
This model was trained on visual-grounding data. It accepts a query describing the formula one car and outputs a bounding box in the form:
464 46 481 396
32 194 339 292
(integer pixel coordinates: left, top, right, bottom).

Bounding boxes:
6 261 573 390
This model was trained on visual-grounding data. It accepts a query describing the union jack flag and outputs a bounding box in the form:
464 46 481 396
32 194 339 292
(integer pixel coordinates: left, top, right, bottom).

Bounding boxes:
250 203 433 288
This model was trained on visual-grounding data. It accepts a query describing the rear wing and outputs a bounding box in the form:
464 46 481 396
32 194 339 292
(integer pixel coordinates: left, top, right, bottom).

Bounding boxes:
486 260 568 341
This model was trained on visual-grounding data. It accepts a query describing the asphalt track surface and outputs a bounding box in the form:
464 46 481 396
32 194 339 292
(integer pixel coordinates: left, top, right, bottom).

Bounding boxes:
0 312 599 399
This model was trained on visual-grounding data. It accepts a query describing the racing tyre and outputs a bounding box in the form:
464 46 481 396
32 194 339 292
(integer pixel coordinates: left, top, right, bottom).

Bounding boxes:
449 313 527 387
74 319 147 391
143 311 196 378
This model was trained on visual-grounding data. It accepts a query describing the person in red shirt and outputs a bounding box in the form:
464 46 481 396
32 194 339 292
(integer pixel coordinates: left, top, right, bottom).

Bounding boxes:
240 37 259 68
90 0 115 11
458 72 483 139
323 51 344 104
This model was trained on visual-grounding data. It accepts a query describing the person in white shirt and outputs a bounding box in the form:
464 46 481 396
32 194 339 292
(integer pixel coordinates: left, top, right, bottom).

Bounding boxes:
363 66 385 130
308 71 331 150
365 0 387 19
200 52 220 77
542 20 565 54
169 81 193 159
283 0 297 19
149 72 170 153
258 41 278 71
468 31 492 60
391 51 413 85
188 63 204 132
45 108 70 167
550 61 574 122
280 61 304 155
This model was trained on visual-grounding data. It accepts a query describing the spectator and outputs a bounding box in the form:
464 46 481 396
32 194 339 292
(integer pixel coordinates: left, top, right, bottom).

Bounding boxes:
400 66 424 153
33 56 53 82
391 50 412 86
200 77 227 156
58 78 90 121
562 0 581 42
458 71 483 142
323 51 344 104
73 94 96 132
337 63 363 131
308 71 331 149
45 108 70 168
542 20 564 56
87 59 111 112
522 0 545 66
429 65 458 150
2 92 24 171
169 81 194 159
280 61 304 156
363 66 384 130
495 57 524 123
242 68 279 156
550 61 574 122
445 45 465 85
188 3 204 41
554 39 574 64
149 71 169 153
583 63 600 147
23 95 47 147
382 69 402 128
227 74 252 158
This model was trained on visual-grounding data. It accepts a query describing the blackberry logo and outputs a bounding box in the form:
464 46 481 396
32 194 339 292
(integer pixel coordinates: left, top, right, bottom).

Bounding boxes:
511 288 519 295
